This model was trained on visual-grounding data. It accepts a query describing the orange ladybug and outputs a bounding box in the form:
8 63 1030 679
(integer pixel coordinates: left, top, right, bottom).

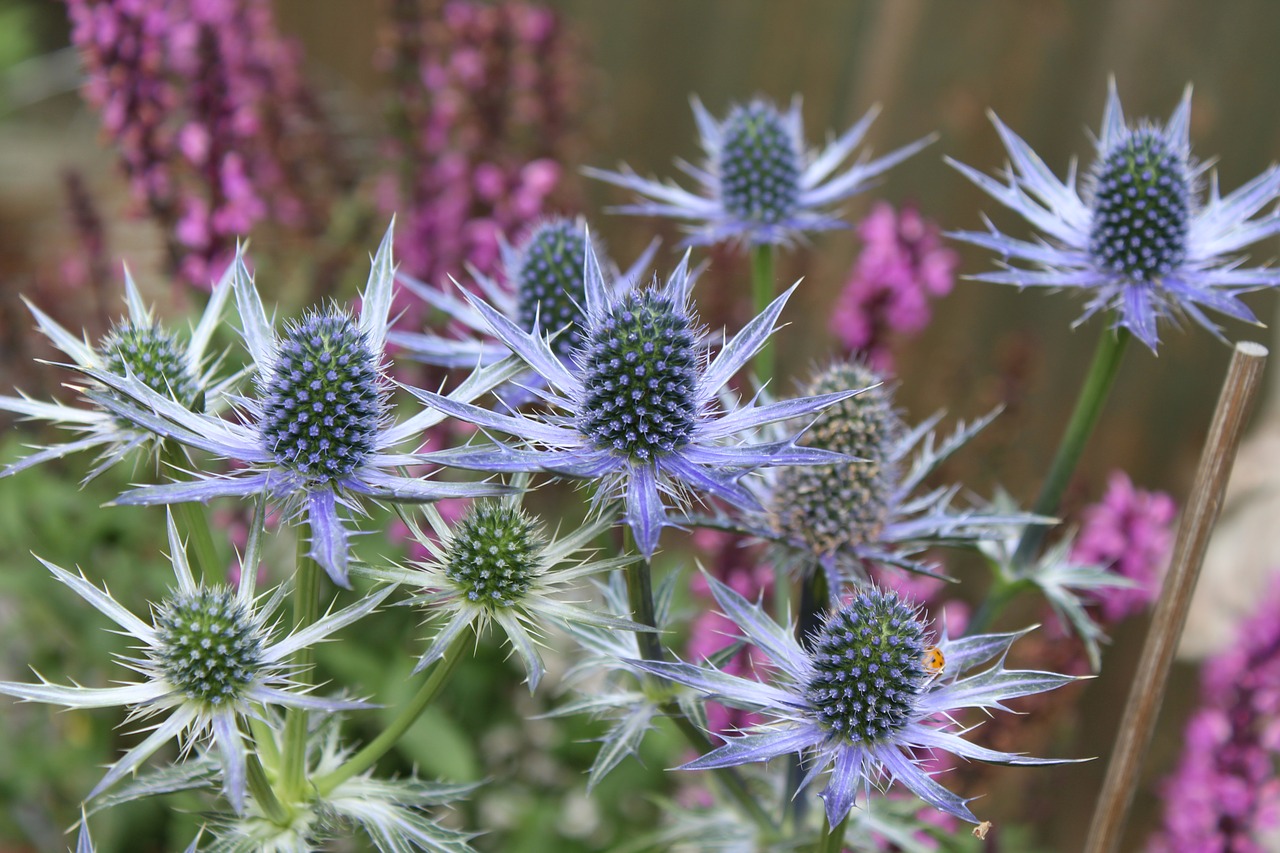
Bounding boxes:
921 645 945 676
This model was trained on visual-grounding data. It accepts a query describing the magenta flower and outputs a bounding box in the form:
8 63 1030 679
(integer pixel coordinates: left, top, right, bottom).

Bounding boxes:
1148 573 1280 852
377 0 579 316
64 0 338 287
830 202 957 369
1071 471 1176 623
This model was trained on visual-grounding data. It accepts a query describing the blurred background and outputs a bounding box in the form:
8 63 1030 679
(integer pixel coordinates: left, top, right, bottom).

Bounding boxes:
3 1 1280 850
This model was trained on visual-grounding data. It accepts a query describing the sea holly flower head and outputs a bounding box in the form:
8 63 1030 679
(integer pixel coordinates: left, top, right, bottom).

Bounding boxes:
950 78 1280 350
81 222 523 587
388 216 658 371
0 514 387 813
720 360 1034 592
585 95 932 248
0 261 234 481
361 482 643 692
415 239 858 557
632 575 1080 827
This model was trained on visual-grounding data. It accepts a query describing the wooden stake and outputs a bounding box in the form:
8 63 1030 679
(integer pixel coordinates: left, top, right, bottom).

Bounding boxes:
1084 341 1268 853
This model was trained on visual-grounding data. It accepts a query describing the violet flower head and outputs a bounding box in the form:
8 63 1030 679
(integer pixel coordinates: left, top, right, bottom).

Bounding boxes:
1071 470 1176 623
82 224 521 587
1149 573 1280 852
388 216 657 373
950 78 1280 351
634 576 1080 827
415 239 856 557
586 96 932 248
830 201 957 370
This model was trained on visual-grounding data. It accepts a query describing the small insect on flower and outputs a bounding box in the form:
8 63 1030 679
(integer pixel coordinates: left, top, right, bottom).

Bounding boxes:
585 95 932 249
0 513 388 813
921 644 946 676
631 576 1082 827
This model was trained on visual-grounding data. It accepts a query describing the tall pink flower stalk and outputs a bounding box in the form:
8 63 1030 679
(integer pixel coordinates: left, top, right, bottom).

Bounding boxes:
1071 471 1176 624
64 0 340 287
830 201 957 369
1148 573 1280 852
377 0 580 330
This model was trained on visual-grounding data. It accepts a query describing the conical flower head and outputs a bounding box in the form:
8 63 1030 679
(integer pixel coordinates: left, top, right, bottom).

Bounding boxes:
444 501 544 609
586 95 932 248
718 101 803 226
154 586 266 706
773 362 899 555
0 262 233 481
950 79 1280 350
100 321 202 409
513 219 594 358
1088 129 1191 282
259 309 386 483
805 588 928 745
577 289 700 462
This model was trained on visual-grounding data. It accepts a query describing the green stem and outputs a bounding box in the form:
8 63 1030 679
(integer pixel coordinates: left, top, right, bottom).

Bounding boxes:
161 446 221 580
817 814 848 853
1011 325 1131 572
751 243 777 384
624 542 664 663
314 634 467 797
965 576 1031 637
784 566 828 827
246 751 289 825
280 531 321 801
621 531 778 834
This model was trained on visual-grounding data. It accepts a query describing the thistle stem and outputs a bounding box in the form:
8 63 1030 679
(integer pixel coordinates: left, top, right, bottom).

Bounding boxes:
1009 325 1130 571
315 632 468 797
623 536 664 663
280 530 320 801
817 814 848 853
751 243 777 383
965 577 1032 637
161 447 221 581
785 563 828 826
246 751 289 825
621 529 778 834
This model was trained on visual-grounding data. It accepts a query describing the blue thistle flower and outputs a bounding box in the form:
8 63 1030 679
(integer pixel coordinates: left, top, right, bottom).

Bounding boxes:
720 361 1036 591
0 514 386 813
950 79 1280 350
585 96 932 248
412 239 857 557
81 223 523 587
388 216 658 373
0 262 235 481
633 576 1080 827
